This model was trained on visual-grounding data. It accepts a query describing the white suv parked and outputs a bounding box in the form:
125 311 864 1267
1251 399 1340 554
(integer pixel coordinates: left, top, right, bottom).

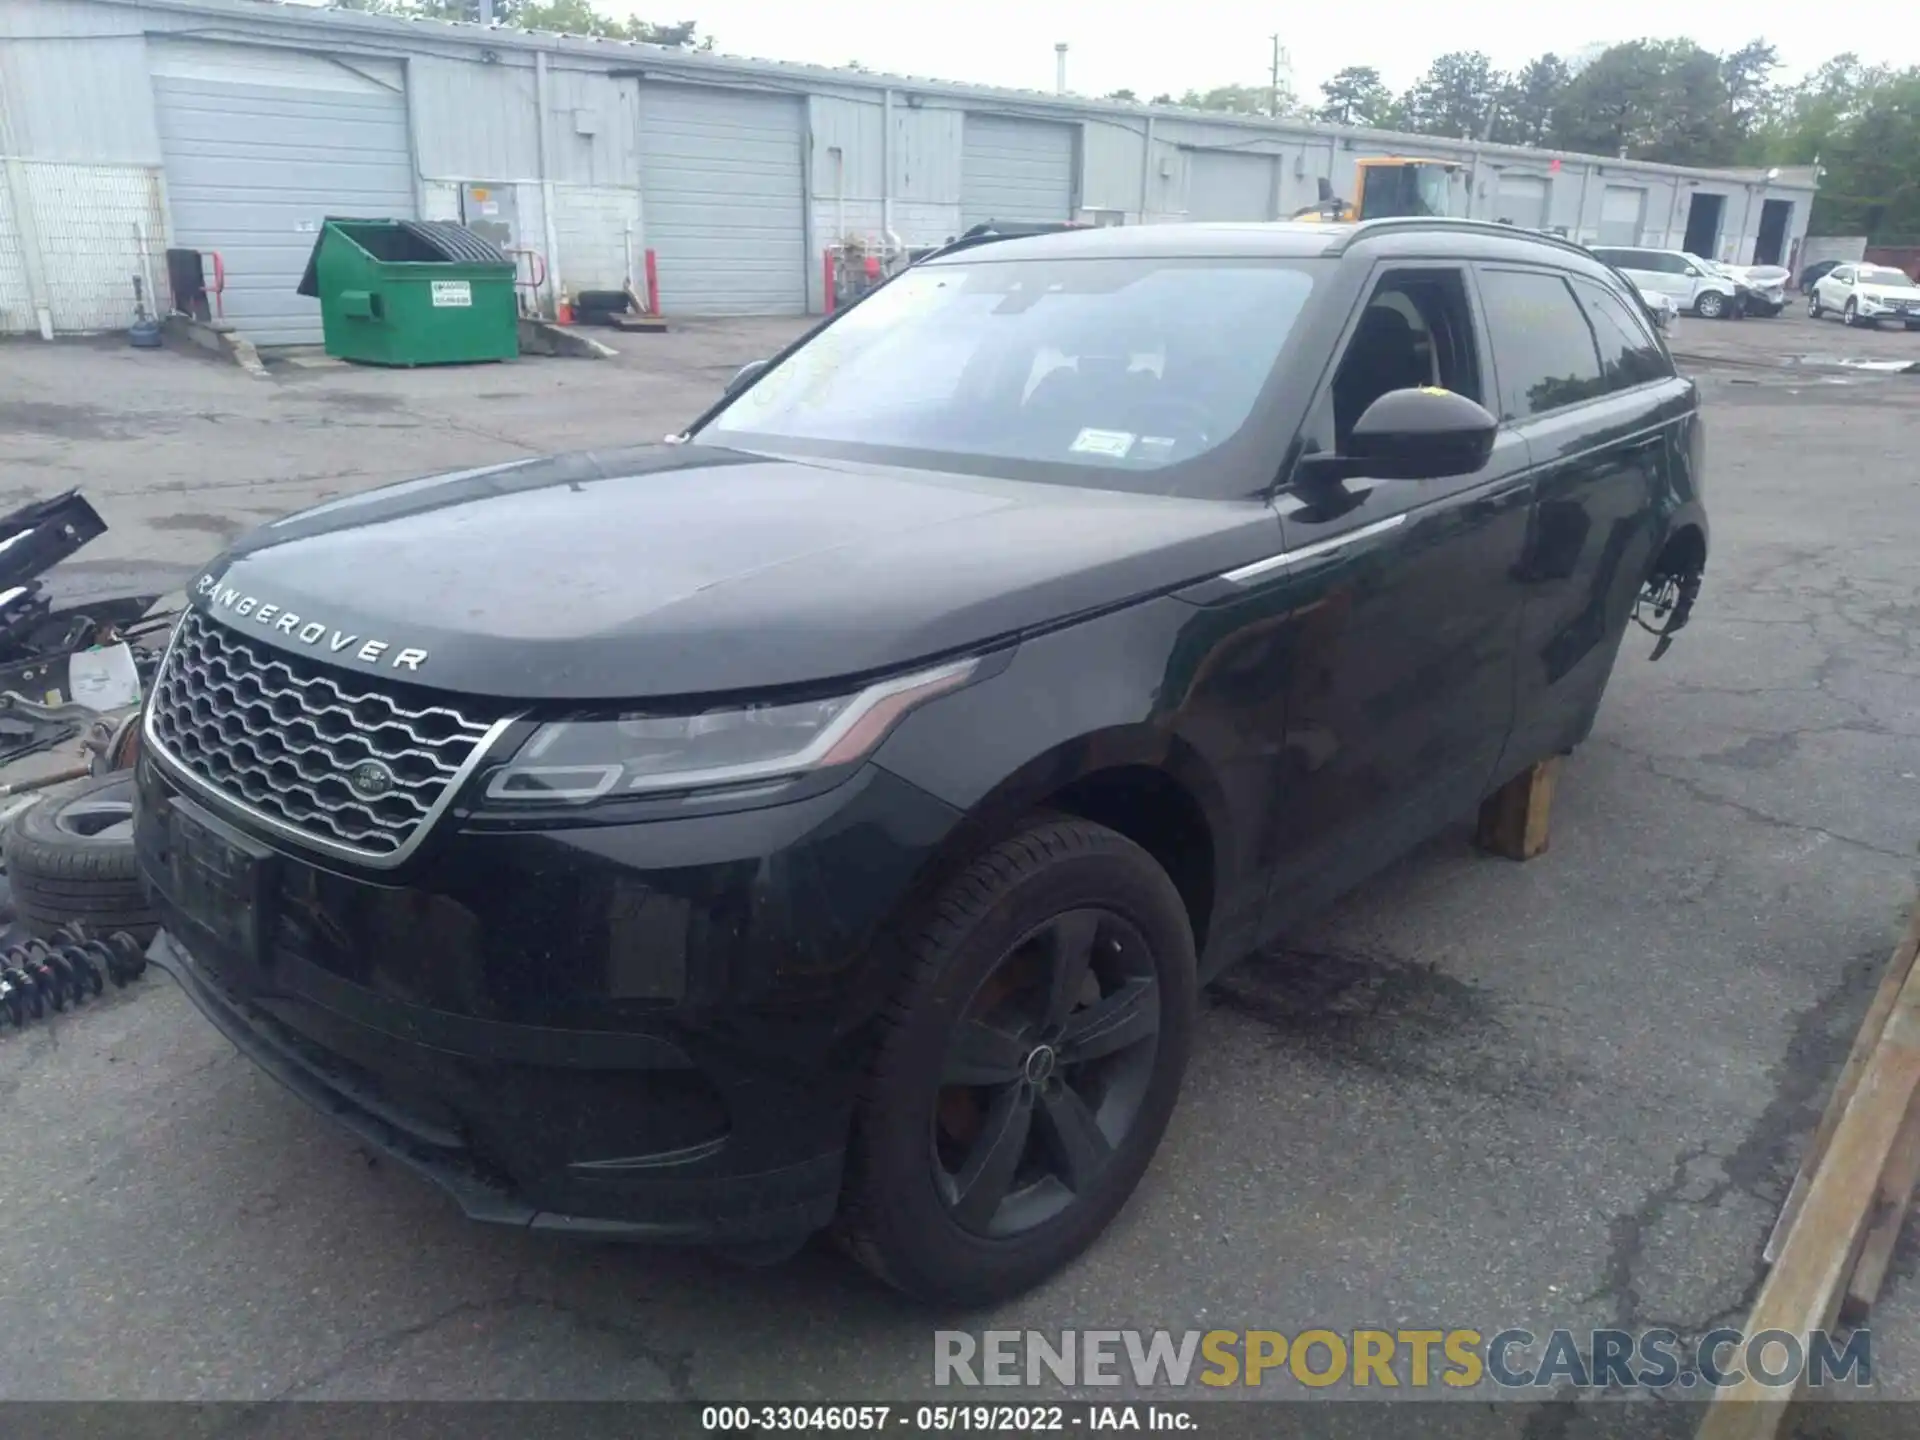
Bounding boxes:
1591 246 1744 320
1808 263 1920 330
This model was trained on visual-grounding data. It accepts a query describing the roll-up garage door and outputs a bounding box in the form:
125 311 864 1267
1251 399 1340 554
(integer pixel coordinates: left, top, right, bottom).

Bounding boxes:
638 84 808 316
1493 173 1551 231
1186 150 1275 222
960 115 1075 227
1598 185 1648 247
151 40 416 348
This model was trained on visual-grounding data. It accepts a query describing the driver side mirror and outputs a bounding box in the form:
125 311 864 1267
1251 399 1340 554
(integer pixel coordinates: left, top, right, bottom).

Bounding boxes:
725 359 770 396
1304 387 1499 484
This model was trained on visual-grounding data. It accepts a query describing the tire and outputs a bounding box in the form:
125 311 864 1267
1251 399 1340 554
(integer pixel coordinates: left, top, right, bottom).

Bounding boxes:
2 772 158 942
1695 290 1726 320
836 816 1196 1307
1808 293 1822 318
1844 299 1859 327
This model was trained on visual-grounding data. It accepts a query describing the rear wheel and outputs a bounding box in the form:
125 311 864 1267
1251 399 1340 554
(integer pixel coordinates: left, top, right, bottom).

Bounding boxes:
1695 290 1726 320
836 816 1196 1306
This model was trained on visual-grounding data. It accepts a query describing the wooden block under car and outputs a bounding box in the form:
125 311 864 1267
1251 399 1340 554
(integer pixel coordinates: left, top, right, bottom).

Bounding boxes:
1474 757 1562 861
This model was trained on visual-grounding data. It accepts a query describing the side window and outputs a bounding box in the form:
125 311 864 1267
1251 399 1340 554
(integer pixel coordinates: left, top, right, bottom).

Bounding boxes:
1652 253 1688 275
1475 267 1606 420
1572 277 1673 391
1326 267 1484 450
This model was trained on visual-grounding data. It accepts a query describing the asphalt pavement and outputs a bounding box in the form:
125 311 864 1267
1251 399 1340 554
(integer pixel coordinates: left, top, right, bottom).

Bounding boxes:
0 309 1917 1418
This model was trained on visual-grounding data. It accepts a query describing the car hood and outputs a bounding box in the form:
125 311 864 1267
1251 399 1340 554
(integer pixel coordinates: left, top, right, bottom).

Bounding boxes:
190 444 1278 701
1859 286 1919 303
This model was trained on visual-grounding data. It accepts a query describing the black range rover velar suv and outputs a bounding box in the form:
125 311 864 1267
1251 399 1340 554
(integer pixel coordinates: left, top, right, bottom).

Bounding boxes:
135 218 1707 1307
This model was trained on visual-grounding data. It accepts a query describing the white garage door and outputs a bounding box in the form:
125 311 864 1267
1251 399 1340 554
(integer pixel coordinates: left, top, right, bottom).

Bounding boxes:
638 84 807 316
1494 173 1551 230
961 115 1075 228
1186 150 1274 222
1598 185 1648 247
152 40 416 348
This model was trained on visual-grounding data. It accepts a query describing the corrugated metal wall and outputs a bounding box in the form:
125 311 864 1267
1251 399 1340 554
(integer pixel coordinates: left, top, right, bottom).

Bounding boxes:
1185 150 1276 222
960 114 1076 227
0 183 29 333
150 40 417 346
0 0 1825 332
639 82 808 314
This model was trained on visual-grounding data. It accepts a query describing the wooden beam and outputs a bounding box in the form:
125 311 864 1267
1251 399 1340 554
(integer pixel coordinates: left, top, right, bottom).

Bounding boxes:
1841 1093 1920 1322
1474 757 1561 861
1696 933 1920 1440
1764 902 1920 1264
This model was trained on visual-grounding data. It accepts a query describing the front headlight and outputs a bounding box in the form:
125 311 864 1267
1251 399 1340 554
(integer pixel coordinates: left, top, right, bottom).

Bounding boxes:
483 657 979 805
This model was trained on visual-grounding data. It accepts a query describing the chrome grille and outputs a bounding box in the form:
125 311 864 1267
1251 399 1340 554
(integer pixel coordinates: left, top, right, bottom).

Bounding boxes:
149 609 504 859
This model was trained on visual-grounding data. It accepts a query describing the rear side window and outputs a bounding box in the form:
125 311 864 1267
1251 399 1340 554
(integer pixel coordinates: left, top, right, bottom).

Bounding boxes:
1572 277 1673 391
1475 268 1605 420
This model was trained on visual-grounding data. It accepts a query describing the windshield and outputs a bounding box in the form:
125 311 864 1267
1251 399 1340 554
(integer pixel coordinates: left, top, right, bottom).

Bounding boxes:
698 256 1325 493
1860 266 1917 288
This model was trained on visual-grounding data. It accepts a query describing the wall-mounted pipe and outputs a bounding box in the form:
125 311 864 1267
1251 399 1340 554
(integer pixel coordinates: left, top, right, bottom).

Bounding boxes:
830 145 846 244
880 89 901 256
1139 115 1154 221
534 50 563 316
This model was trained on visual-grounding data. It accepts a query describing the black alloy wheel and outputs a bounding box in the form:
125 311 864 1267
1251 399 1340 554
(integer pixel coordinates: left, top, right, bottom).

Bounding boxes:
933 905 1161 1238
836 816 1196 1307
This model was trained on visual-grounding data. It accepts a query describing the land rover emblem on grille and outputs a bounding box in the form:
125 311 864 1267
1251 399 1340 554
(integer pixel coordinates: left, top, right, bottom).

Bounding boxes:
348 761 396 800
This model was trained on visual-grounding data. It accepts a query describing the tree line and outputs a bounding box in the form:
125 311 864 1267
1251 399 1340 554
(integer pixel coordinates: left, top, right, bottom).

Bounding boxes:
327 5 1913 243
330 0 708 48
1111 43 1916 242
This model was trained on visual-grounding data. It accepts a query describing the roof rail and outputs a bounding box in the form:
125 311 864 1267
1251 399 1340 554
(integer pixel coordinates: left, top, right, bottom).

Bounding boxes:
1336 216 1598 263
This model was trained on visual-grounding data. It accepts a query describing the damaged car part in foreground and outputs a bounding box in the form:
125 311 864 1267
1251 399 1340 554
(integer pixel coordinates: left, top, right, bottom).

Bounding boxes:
134 218 1708 1307
0 489 179 766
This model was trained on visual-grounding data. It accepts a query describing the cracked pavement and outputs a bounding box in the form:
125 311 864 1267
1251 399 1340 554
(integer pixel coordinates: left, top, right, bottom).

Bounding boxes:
1 312 1917 1410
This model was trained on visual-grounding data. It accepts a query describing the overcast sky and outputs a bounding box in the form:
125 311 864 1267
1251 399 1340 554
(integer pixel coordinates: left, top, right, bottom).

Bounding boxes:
600 0 1917 99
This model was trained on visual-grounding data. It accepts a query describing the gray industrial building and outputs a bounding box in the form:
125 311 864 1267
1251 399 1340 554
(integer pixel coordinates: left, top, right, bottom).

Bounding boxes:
1 0 1820 346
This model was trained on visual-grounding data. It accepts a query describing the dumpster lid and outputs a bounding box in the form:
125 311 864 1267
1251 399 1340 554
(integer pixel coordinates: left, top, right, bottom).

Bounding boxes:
296 218 510 297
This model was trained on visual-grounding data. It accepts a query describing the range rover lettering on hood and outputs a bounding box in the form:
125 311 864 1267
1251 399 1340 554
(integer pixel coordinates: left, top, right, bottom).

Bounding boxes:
193 574 429 672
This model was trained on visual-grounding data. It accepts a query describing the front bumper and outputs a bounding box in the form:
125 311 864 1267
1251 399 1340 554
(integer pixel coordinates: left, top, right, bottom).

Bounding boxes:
136 752 962 1244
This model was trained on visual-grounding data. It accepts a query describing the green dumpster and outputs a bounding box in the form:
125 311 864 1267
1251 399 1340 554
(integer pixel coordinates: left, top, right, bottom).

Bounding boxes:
296 218 519 366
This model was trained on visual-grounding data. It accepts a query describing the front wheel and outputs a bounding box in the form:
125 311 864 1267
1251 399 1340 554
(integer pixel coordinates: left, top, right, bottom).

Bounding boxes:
1808 293 1822 318
1844 299 1859 327
837 816 1196 1306
1695 291 1726 320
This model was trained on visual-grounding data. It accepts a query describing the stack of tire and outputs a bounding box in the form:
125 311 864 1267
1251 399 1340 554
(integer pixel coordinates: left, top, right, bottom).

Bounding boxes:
2 772 156 942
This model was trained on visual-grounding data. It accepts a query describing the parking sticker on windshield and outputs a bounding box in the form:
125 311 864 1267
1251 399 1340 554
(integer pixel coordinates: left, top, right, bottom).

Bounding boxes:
1070 428 1136 459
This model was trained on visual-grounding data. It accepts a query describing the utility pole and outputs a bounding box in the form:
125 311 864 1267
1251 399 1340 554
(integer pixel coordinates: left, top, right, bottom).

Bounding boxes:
1269 35 1281 117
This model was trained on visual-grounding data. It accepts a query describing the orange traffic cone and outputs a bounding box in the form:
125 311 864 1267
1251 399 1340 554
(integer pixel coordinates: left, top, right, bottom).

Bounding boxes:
556 287 574 325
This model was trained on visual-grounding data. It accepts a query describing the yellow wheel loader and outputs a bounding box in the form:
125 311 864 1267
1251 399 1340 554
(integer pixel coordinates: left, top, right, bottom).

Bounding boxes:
1291 157 1467 224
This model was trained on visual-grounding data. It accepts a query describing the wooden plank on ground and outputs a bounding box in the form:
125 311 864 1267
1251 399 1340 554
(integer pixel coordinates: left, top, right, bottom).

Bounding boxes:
1695 942 1920 1440
1841 1092 1920 1322
1474 757 1561 861
1764 902 1920 1264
